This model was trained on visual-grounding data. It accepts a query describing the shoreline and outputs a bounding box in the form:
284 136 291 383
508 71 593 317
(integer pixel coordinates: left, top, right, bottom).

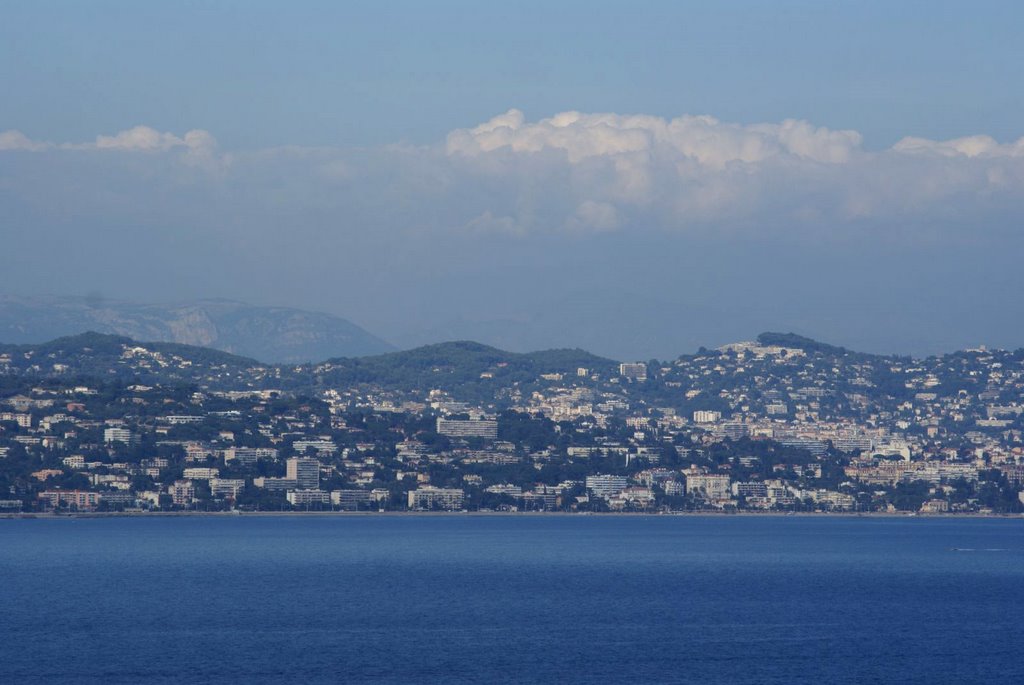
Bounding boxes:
3 510 1022 520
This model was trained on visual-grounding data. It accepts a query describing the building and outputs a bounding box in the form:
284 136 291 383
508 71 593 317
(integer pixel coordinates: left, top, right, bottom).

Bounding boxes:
663 480 684 497
685 474 731 500
485 484 523 497
585 474 628 498
733 481 769 498
331 489 373 510
163 415 204 425
292 439 337 455
253 477 299 491
38 490 102 510
210 478 246 498
608 486 655 509
62 455 86 469
436 418 498 440
100 491 136 508
103 427 135 445
287 489 330 506
183 467 219 480
168 480 196 506
693 410 722 424
286 457 320 490
619 363 648 382
407 486 465 511
222 447 278 465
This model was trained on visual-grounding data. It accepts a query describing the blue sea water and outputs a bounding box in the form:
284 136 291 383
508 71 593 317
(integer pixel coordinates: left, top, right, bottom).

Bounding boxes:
1 515 1022 684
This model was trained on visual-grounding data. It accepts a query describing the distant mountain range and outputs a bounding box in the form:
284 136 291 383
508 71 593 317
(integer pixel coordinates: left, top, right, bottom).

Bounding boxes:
0 295 394 364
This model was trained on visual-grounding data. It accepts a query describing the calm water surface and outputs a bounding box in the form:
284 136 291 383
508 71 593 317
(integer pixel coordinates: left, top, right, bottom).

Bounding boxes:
1 515 1022 684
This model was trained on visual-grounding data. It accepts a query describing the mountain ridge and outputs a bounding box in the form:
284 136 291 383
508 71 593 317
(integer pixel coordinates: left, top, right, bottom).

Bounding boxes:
0 295 394 364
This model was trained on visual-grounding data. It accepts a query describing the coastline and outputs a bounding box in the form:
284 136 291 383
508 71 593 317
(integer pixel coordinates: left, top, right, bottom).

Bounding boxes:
3 510 1022 520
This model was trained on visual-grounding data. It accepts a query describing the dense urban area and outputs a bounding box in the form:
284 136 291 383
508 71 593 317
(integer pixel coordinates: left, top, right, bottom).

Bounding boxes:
1 331 1023 515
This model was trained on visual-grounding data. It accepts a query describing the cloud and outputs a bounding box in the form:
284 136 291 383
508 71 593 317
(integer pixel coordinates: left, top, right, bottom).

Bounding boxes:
1 125 225 169
94 125 191 151
442 110 1024 235
3 111 1024 239
892 134 1024 158
446 108 863 166
0 130 49 151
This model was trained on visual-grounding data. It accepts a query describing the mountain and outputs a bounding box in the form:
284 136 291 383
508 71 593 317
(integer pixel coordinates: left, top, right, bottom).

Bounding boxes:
0 295 394 363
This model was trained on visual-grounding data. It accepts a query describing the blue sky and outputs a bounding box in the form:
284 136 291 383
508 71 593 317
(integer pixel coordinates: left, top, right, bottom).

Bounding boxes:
2 1 1024 358
5 1 1022 148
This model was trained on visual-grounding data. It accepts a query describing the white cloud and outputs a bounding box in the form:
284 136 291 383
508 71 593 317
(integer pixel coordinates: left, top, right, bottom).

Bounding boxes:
446 108 863 166
441 110 1024 234
94 125 188 151
0 130 49 151
0 125 224 169
892 134 1024 158
3 111 1024 239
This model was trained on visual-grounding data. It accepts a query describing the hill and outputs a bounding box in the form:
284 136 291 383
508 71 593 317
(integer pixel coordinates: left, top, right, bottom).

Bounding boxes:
0 334 620 397
756 331 850 356
309 341 618 396
0 332 268 387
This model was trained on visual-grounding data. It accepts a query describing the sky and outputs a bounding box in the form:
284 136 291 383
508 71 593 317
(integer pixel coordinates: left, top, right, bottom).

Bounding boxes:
2 1 1024 360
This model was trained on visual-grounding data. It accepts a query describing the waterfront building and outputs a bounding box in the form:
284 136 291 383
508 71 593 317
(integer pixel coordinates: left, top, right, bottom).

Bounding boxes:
407 486 465 510
585 474 628 498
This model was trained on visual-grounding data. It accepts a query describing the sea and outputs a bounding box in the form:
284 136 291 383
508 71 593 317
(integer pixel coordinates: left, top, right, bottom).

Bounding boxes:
1 515 1022 684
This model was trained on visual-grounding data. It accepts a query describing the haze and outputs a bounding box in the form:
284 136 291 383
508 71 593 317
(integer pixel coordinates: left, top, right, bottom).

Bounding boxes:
3 1 1023 360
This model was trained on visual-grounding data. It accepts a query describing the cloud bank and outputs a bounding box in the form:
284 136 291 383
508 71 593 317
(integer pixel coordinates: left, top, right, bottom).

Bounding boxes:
4 109 1024 238
3 110 1024 358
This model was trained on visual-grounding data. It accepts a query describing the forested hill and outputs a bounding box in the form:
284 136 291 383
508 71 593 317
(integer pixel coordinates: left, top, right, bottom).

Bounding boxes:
4 331 1020 418
0 332 268 389
308 341 619 394
0 333 619 395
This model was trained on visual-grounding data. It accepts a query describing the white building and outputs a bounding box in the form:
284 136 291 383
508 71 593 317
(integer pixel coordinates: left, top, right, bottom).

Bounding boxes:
692 411 722 424
585 475 628 498
407 486 465 510
619 363 648 382
183 467 220 480
210 478 246 498
103 427 135 445
685 474 731 500
287 489 330 506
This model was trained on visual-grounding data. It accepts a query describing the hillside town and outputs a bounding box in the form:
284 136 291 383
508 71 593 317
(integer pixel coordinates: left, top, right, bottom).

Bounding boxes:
1 332 1022 515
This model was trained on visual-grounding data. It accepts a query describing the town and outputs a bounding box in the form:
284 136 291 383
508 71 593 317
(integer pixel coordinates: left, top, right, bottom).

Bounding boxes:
1 331 1022 515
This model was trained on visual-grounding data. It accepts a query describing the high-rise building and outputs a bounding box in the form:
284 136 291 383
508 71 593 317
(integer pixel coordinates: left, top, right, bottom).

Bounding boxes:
286 457 320 490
